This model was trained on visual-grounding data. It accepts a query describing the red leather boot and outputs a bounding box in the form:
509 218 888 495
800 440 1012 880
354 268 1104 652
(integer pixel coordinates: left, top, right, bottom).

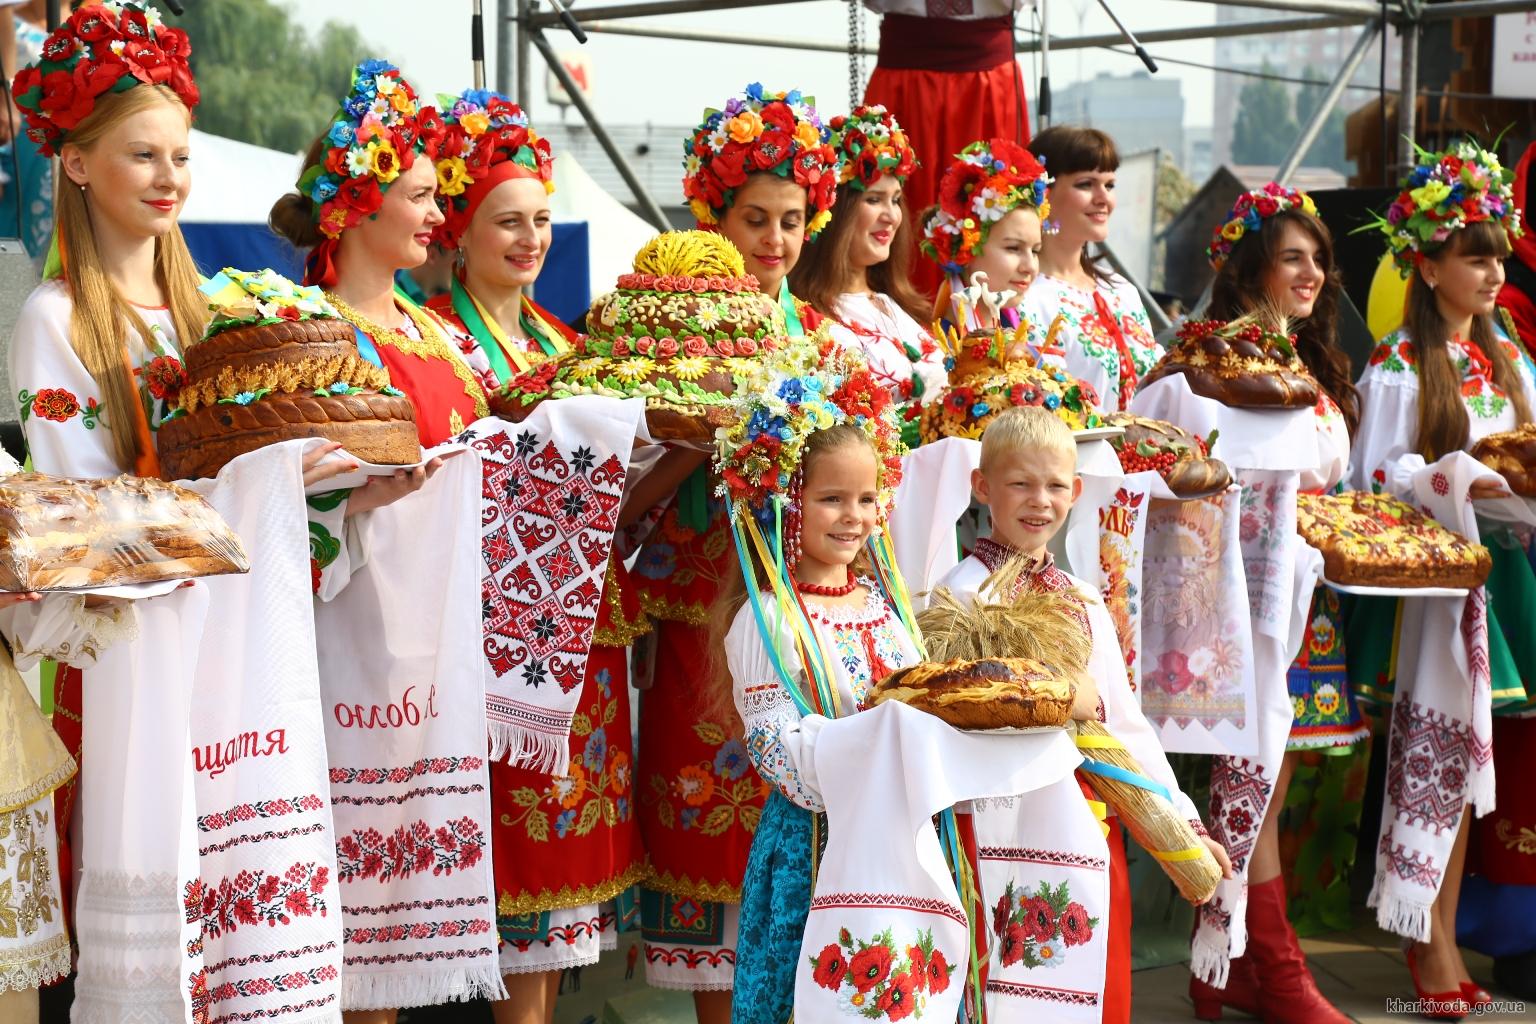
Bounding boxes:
1241 876 1350 1024
1189 950 1261 1020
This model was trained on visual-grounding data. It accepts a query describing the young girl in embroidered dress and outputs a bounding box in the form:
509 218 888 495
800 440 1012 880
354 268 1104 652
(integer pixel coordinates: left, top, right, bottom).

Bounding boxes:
788 105 946 411
1023 126 1161 411
630 85 841 1020
1185 186 1358 1024
712 340 922 1024
1352 140 1536 1019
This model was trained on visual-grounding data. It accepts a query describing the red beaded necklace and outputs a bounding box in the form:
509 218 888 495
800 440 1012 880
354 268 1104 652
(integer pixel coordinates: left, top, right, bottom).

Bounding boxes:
795 567 857 597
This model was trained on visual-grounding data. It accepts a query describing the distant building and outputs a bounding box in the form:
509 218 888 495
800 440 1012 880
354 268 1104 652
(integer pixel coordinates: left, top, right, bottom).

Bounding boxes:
1184 126 1213 185
541 120 697 227
1040 70 1184 161
1211 10 1399 169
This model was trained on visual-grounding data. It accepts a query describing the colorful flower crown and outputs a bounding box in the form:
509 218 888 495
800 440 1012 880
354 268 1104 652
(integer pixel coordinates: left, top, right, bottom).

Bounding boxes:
716 337 905 523
11 2 199 158
297 60 440 240
921 139 1052 274
1376 139 1524 276
683 83 840 238
431 89 554 249
829 104 917 191
1206 183 1317 270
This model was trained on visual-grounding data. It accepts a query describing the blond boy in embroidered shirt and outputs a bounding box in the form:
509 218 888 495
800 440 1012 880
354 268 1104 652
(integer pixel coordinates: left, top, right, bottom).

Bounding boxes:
934 406 1231 1023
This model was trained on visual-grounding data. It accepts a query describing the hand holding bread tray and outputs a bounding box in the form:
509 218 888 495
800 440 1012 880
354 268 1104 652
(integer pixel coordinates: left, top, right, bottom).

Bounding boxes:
0 474 248 593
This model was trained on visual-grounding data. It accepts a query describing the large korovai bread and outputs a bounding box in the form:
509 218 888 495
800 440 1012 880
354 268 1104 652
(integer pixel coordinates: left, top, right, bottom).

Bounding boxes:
156 268 420 481
1470 424 1536 497
868 656 1075 730
1141 317 1319 409
1295 490 1490 590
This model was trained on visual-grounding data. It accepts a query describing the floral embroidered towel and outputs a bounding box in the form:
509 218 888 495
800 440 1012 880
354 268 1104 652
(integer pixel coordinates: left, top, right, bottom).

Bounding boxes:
972 778 1109 1020
801 701 1083 1022
314 448 502 1009
1369 451 1497 941
458 396 645 773
178 442 346 1024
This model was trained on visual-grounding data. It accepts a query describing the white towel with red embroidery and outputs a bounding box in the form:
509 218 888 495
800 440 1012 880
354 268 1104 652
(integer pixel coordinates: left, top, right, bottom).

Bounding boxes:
313 447 502 1009
179 442 345 1024
1368 451 1497 941
799 700 1083 1022
458 397 645 773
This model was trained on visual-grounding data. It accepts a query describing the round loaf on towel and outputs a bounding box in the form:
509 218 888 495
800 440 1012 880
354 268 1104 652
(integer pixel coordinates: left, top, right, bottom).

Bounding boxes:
868 657 1075 731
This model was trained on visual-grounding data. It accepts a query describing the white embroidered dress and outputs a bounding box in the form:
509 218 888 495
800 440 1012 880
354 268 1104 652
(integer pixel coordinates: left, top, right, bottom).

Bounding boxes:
827 293 949 407
1023 272 1162 412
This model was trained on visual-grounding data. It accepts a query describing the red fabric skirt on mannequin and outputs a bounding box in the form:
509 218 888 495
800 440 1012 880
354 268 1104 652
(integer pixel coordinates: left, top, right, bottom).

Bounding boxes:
863 13 1031 299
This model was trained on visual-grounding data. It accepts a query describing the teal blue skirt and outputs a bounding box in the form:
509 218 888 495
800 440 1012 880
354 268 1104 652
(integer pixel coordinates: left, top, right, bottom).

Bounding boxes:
732 790 815 1024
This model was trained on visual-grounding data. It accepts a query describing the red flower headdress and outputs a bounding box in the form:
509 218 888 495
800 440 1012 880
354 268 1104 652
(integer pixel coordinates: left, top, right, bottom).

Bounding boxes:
11 1 199 157
430 89 554 250
920 139 1052 274
828 105 917 191
1207 183 1318 270
682 83 841 238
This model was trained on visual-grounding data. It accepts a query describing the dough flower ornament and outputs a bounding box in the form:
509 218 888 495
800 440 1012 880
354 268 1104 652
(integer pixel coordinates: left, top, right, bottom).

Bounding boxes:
431 88 554 249
1373 138 1523 276
297 60 442 240
682 82 841 238
1206 183 1317 269
828 104 918 190
11 1 199 157
920 138 1052 275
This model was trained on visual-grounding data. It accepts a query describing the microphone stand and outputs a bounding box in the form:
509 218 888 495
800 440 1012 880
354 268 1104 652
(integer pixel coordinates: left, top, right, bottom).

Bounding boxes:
1095 0 1157 74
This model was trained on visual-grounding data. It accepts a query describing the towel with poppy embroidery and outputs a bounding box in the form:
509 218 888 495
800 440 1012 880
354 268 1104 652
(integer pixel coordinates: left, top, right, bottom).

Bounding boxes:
314 448 502 1009
457 397 646 774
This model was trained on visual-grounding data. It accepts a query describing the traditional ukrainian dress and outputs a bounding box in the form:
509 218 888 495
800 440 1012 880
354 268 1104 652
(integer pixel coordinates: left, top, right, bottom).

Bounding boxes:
826 292 948 406
1024 271 1162 412
728 580 920 1024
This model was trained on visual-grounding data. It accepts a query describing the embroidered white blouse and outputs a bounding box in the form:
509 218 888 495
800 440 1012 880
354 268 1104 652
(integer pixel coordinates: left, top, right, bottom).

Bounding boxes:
1304 393 1351 494
727 580 921 812
1351 328 1536 497
828 292 949 404
1023 271 1163 412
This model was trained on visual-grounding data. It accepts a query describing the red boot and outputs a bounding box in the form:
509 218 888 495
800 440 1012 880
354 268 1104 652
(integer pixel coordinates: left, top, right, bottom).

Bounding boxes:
1189 950 1261 1020
1241 876 1350 1024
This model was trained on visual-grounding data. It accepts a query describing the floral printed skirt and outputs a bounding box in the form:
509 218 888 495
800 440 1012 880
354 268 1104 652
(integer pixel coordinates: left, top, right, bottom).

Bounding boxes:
489 646 647 965
1286 587 1369 751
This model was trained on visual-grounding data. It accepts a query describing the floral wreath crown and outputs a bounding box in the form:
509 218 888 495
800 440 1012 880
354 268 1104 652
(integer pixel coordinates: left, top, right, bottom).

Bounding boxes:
829 104 917 191
682 83 841 238
1374 138 1524 277
297 60 442 240
430 89 554 250
1207 183 1317 270
12 2 199 158
921 139 1052 274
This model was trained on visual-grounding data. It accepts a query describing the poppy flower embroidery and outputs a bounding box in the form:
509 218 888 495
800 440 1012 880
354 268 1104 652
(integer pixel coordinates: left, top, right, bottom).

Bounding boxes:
808 926 952 1019
992 878 1099 970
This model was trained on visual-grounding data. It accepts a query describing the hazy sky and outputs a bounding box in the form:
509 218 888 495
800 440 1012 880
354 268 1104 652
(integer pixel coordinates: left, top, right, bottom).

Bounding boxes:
298 0 1219 129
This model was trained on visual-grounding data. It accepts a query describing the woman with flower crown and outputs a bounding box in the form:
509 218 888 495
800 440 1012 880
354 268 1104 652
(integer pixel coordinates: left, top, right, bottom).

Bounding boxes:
709 339 924 1024
788 105 946 415
1349 139 1536 1020
1176 185 1358 1024
420 89 652 1024
628 84 841 1019
1023 126 1161 411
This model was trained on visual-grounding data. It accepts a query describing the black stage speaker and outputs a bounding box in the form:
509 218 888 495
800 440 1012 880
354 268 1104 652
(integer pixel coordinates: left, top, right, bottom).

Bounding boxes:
1304 187 1397 380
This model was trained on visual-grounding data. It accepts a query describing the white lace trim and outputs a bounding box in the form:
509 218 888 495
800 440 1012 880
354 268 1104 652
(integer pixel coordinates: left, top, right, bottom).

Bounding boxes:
0 932 69 993
739 680 798 722
803 578 888 626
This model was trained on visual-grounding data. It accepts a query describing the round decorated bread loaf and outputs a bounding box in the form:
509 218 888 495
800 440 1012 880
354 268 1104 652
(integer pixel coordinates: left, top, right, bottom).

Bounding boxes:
920 323 1102 442
1140 317 1319 409
868 656 1075 731
1470 424 1536 497
157 268 420 480
1103 412 1232 498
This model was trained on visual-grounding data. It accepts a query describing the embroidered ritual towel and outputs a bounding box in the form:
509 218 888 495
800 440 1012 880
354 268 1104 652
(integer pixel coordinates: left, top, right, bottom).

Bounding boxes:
1067 471 1155 695
314 448 503 1009
1369 451 1498 941
458 396 646 772
179 442 346 1024
71 587 206 1022
799 700 1084 1022
889 437 982 604
972 779 1110 1021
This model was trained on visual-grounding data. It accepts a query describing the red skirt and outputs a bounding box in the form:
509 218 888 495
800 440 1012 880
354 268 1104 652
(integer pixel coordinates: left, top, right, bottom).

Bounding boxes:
489 645 648 919
637 618 768 902
1470 715 1536 885
864 13 1031 300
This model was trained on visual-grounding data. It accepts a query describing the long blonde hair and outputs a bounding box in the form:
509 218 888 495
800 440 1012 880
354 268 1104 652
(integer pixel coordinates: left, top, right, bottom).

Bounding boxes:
55 85 207 471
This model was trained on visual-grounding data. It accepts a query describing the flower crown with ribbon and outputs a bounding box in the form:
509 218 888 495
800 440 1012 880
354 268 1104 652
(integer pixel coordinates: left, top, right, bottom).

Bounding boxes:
11 1 199 158
297 60 441 240
431 88 554 250
1206 183 1317 270
921 139 1052 274
829 104 917 191
1374 138 1524 276
683 83 841 238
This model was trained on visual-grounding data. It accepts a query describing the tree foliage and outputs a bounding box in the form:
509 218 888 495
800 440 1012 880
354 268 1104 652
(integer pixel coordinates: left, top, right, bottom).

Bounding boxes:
1295 64 1351 174
177 0 375 154
1232 61 1299 166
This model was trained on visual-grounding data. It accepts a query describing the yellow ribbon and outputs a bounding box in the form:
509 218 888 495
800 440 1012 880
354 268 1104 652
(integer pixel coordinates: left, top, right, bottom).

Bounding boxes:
1074 734 1128 750
1149 845 1209 863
